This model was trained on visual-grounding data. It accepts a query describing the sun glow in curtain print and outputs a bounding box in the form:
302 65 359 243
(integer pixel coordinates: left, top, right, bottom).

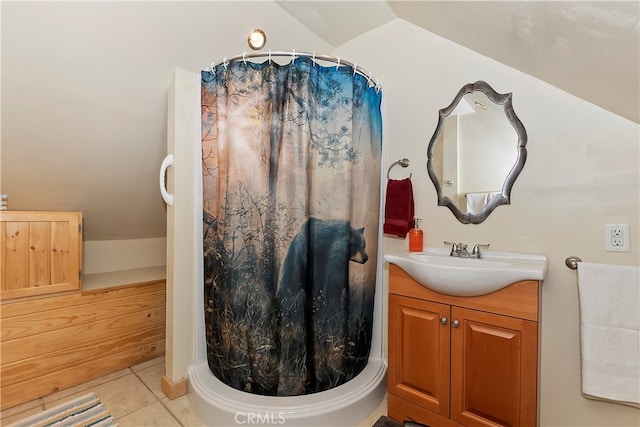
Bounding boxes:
201 56 382 396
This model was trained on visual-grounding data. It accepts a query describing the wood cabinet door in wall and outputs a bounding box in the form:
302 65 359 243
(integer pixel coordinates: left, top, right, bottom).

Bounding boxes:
450 307 538 427
388 294 450 418
1 211 82 299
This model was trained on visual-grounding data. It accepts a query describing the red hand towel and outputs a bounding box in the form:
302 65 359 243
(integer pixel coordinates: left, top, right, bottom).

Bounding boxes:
383 178 415 238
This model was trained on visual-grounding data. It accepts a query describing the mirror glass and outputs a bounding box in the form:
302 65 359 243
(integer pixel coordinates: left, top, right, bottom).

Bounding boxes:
427 81 527 224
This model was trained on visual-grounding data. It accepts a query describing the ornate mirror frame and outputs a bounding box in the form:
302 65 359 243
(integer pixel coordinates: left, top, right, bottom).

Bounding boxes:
426 81 527 224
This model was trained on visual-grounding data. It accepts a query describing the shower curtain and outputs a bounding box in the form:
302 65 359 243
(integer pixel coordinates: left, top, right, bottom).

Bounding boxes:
201 56 382 396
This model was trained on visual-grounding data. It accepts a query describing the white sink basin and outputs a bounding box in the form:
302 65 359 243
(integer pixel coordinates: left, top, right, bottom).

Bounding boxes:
384 247 548 296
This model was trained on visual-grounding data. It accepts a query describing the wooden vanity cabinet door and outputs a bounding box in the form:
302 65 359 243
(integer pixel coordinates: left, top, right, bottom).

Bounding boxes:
450 306 538 427
388 294 451 418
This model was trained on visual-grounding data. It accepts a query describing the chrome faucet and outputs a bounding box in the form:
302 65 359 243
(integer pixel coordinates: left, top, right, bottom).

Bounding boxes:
444 240 460 256
471 244 490 259
445 241 490 258
459 244 470 258
444 241 470 258
444 241 459 256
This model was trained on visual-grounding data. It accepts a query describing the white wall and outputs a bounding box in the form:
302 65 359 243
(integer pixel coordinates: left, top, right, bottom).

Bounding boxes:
335 19 639 426
83 238 166 274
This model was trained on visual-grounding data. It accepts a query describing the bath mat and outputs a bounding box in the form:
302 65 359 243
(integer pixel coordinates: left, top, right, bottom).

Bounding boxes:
373 415 403 427
7 393 116 427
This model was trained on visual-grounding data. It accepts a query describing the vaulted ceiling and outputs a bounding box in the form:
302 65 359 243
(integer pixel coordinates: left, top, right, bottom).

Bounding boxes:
278 1 639 124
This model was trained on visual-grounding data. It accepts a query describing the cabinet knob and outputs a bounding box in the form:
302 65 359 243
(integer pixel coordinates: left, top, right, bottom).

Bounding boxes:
440 317 448 325
452 320 460 328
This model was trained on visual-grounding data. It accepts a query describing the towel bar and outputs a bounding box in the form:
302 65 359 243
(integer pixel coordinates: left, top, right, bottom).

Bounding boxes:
387 158 411 180
565 256 582 270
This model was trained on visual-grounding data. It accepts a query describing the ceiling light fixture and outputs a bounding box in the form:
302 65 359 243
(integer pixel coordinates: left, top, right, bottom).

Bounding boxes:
248 29 266 50
474 101 487 110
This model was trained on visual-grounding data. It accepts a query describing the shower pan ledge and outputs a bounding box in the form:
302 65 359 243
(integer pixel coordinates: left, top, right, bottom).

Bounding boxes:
187 357 387 426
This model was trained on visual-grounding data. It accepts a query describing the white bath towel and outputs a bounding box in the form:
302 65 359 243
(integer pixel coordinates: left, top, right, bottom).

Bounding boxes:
466 192 488 214
577 262 640 407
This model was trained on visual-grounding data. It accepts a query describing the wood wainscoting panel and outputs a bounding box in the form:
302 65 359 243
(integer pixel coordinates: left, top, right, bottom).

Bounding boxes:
0 285 165 341
0 280 166 410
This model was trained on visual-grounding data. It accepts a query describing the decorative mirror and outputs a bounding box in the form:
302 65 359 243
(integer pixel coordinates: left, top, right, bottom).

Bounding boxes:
427 81 527 224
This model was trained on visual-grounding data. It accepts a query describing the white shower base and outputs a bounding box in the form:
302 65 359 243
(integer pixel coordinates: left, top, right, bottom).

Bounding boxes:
187 357 387 426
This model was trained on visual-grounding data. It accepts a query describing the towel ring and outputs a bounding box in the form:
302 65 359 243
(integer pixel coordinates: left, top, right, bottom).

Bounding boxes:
565 256 582 270
387 158 411 180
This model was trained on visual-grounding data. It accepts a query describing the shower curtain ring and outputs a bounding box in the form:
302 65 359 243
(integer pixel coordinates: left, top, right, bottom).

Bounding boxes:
312 51 316 64
353 63 357 76
291 49 296 63
223 57 228 69
336 57 341 69
242 52 247 65
268 49 272 63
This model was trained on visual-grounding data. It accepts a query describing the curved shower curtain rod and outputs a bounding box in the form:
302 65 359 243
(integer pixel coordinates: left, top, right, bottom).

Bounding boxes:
206 50 382 91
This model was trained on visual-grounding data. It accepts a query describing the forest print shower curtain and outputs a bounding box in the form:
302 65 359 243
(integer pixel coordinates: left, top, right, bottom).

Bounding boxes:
201 56 382 396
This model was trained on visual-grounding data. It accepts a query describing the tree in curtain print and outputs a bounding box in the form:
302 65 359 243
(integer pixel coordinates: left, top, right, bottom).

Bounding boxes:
201 56 382 396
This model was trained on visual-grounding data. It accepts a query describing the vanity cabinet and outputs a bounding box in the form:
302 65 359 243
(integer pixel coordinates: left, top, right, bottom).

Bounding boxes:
388 264 540 427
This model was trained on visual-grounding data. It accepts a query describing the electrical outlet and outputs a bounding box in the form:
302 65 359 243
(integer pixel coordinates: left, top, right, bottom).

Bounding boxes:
605 224 630 252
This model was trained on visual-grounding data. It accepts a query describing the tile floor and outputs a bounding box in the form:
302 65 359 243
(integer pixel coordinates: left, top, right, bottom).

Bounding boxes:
0 356 387 427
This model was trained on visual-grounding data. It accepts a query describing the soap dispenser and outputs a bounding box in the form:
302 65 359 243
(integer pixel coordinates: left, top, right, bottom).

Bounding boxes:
408 218 423 252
